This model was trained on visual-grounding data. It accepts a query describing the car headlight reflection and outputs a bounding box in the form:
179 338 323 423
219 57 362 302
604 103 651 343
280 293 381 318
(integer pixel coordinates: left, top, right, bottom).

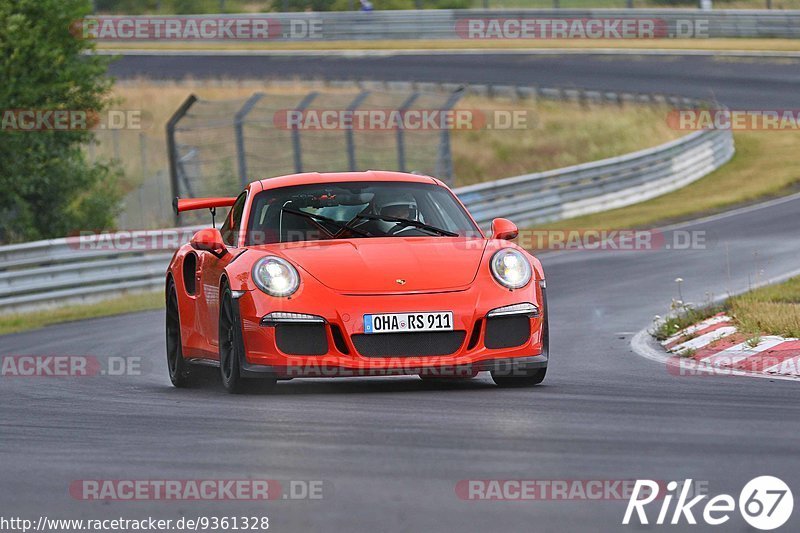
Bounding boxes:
490 249 532 289
252 256 300 297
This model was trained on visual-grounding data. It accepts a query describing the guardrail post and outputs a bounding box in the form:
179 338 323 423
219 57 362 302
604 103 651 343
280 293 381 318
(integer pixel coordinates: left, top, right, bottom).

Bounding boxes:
166 94 197 225
436 87 464 186
396 92 420 173
291 92 319 174
234 92 265 187
344 91 370 171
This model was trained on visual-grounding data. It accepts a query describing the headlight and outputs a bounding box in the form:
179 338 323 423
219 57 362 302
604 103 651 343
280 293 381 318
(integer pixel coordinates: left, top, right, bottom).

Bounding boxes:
252 256 300 297
490 249 532 289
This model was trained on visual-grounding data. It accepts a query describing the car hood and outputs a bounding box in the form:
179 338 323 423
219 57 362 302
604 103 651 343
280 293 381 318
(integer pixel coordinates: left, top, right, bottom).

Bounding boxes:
267 237 488 294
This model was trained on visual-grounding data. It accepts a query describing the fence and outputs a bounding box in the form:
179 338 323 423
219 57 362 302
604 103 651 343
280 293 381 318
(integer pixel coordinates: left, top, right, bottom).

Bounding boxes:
166 85 462 227
87 129 176 230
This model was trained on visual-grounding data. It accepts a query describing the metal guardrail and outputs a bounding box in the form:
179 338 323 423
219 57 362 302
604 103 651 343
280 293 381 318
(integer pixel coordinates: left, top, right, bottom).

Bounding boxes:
0 86 734 313
0 228 201 312
101 10 800 40
460 128 734 229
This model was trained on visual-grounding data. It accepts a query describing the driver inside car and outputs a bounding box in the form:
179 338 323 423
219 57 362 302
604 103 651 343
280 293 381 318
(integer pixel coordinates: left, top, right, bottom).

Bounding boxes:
352 194 423 235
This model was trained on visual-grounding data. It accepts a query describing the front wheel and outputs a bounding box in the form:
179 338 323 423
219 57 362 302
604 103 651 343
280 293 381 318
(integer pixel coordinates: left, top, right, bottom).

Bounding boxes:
219 285 276 394
166 279 193 387
491 367 546 388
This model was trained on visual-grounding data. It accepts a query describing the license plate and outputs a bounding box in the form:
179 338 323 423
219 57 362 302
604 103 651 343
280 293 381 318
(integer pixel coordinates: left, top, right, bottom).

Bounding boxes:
363 312 453 334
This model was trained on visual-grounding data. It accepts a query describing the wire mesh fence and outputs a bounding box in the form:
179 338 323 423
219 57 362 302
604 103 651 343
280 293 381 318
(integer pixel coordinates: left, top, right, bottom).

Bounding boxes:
167 85 463 220
87 129 175 230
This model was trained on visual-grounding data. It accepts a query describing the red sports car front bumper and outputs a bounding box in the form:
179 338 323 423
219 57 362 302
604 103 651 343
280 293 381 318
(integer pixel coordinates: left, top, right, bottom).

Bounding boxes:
232 279 547 379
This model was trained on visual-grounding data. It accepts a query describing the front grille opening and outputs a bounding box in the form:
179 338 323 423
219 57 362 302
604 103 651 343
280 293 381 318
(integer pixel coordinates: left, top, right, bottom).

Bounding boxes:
352 331 467 357
275 323 328 355
467 319 483 350
485 316 531 349
330 324 350 355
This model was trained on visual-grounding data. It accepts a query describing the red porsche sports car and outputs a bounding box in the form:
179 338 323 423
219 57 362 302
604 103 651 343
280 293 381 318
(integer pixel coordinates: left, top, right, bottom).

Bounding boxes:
166 171 548 393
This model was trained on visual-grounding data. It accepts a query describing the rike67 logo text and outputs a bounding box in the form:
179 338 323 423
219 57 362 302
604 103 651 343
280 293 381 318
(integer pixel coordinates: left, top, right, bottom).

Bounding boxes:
623 477 793 530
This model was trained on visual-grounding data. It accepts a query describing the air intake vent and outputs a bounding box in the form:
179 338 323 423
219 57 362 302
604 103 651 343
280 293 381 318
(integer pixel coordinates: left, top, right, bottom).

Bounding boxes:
275 323 328 355
330 324 350 355
485 316 530 349
467 319 483 350
352 331 466 357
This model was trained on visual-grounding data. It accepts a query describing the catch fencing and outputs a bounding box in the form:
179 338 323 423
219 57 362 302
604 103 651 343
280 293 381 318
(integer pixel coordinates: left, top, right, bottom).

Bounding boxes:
166 84 463 227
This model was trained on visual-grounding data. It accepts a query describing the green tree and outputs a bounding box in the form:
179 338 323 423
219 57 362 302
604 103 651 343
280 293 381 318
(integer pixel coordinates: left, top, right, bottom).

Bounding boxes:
0 0 121 243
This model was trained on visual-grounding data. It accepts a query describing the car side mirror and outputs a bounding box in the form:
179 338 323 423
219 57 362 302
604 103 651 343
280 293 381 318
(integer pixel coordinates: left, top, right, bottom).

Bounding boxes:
491 218 518 241
190 228 227 256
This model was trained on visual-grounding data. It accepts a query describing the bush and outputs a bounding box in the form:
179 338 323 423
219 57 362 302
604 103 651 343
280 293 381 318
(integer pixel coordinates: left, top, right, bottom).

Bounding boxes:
0 0 121 243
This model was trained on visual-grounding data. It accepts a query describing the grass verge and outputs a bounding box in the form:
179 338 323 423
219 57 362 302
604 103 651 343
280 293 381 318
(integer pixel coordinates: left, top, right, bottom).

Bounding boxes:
0 291 163 336
653 302 722 342
653 277 800 342
533 131 800 232
97 38 800 53
729 277 800 338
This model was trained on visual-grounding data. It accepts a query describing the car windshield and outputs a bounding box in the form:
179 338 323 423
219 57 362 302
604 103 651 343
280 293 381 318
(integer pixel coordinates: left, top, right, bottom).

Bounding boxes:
246 181 479 245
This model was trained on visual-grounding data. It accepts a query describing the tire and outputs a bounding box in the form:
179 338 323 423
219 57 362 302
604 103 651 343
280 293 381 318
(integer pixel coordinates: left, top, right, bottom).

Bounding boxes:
219 284 276 394
166 279 193 387
491 313 549 388
491 367 547 388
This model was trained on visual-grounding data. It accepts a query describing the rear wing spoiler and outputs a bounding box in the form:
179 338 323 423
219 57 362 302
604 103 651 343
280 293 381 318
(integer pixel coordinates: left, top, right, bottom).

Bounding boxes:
173 197 236 215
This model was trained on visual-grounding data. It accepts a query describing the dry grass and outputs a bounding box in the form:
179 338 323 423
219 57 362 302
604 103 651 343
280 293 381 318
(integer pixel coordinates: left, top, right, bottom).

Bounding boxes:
0 291 163 336
97 38 800 53
533 131 800 231
451 96 679 186
105 78 680 191
729 277 800 338
102 80 282 192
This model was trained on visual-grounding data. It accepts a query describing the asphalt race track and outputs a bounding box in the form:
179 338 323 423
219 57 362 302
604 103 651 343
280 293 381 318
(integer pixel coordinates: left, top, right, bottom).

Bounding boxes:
109 52 800 108
2 53 800 532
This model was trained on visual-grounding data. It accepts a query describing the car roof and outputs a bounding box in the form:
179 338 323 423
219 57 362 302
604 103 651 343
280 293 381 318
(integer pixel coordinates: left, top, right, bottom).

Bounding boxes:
252 170 443 191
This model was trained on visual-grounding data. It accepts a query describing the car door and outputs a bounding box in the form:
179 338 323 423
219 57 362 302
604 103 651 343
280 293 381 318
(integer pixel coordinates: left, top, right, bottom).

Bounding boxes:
197 191 247 354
